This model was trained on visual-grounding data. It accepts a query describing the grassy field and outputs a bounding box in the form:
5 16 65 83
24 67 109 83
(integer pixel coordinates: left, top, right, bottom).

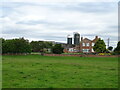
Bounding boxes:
2 55 118 88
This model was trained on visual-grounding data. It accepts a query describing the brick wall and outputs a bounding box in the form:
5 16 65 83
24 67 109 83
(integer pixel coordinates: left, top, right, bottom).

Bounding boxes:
44 54 119 57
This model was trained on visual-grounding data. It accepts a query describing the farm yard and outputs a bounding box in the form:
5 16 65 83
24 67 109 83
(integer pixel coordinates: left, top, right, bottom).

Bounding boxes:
2 55 118 88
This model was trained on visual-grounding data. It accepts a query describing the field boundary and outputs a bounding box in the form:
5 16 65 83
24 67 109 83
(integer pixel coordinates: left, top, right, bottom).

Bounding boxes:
2 53 119 57
44 54 119 57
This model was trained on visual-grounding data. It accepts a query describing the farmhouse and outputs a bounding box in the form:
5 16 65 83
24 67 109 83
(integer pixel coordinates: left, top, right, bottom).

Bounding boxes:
80 36 99 53
63 33 99 53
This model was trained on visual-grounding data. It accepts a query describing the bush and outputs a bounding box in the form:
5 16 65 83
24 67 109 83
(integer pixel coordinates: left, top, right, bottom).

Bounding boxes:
111 52 118 55
52 44 64 54
98 53 111 56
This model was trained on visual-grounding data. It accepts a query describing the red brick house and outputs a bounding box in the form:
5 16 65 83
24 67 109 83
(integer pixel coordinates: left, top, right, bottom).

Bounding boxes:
79 36 99 53
63 36 99 53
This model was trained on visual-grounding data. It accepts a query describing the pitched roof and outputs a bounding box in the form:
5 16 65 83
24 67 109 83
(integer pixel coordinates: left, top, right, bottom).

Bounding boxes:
83 38 92 41
92 38 99 42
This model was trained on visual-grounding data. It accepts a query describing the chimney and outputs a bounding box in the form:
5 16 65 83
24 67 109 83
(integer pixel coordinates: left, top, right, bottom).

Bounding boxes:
95 36 98 39
81 37 83 41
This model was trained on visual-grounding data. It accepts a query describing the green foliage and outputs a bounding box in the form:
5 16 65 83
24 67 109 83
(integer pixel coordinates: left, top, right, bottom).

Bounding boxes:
3 55 118 88
2 38 31 54
114 41 120 54
108 46 113 51
30 41 53 52
98 53 111 56
44 42 53 49
0 38 5 43
52 44 64 54
0 38 5 54
30 41 44 52
93 38 106 53
43 42 53 53
2 38 53 54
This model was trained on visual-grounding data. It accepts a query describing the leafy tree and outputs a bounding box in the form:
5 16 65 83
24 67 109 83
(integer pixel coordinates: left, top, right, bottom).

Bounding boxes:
2 39 15 53
0 38 5 43
43 42 53 53
114 41 120 54
38 41 45 52
30 41 53 53
44 42 53 49
93 38 106 53
52 44 64 54
0 38 5 54
30 41 39 52
2 38 31 54
30 41 45 52
108 46 113 51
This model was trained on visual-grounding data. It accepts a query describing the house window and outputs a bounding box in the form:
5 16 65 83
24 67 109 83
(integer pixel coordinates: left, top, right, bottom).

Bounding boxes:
82 49 90 53
86 43 90 46
69 48 74 52
92 43 95 46
82 43 85 46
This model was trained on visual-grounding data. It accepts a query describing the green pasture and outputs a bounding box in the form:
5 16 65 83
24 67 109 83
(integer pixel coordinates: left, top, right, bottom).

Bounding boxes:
2 55 118 88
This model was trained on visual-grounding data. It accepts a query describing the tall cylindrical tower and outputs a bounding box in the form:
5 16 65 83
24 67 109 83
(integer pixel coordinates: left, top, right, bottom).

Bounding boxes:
67 35 72 45
74 32 80 45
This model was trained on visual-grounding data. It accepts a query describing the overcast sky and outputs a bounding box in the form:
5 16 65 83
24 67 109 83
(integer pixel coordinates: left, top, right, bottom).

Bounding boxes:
0 0 119 48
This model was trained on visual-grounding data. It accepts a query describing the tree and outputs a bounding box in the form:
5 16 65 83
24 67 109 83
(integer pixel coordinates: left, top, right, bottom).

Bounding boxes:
2 39 16 53
2 38 31 54
0 38 5 43
52 44 64 54
93 38 106 53
30 41 53 53
108 46 113 51
0 38 5 54
114 41 120 54
44 42 53 49
30 41 45 52
43 42 53 53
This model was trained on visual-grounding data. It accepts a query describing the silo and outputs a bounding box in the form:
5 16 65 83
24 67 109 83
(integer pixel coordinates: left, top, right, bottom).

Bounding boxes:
74 32 80 45
67 35 72 45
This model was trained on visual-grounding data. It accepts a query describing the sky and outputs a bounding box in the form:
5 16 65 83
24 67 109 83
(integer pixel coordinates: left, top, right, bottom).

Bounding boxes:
0 0 119 48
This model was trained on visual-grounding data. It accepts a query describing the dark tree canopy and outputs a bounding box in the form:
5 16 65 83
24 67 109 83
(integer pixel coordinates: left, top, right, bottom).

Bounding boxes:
44 42 53 49
93 38 106 53
108 46 113 51
2 38 31 54
30 41 43 52
52 44 64 54
30 41 53 52
114 41 120 54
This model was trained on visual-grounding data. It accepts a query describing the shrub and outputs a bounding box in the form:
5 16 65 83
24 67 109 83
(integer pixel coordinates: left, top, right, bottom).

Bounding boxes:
98 53 111 56
52 44 64 54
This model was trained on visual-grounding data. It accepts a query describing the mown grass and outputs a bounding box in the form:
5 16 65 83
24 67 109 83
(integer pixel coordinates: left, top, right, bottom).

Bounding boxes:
2 55 118 88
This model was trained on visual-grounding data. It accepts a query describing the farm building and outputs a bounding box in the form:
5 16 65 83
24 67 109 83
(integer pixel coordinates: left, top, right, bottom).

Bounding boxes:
63 33 99 53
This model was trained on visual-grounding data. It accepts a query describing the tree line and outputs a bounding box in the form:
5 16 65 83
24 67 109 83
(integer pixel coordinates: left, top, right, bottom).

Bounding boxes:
0 38 120 55
1 38 64 54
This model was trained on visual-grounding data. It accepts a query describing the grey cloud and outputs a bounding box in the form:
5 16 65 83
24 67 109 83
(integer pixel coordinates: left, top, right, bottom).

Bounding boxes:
23 33 66 42
16 20 65 26
2 27 29 35
16 20 47 25
82 34 98 37
48 2 116 14
98 25 118 34
109 25 118 29
16 20 97 31
16 20 83 30
1 2 116 18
